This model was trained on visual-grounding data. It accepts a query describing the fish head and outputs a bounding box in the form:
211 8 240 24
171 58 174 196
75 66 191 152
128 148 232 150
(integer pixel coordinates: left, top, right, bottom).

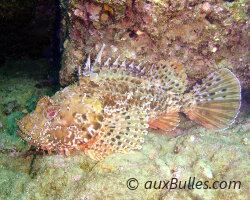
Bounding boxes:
17 94 105 150
17 96 60 145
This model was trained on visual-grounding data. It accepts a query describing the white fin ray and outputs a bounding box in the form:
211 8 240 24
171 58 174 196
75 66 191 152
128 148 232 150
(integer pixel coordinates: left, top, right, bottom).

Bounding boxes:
112 55 120 67
129 61 134 69
104 57 111 67
94 43 106 66
121 60 126 68
82 55 91 76
136 63 141 70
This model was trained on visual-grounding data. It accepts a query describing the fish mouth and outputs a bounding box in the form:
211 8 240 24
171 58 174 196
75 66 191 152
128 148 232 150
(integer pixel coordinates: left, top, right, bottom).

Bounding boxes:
16 127 25 140
16 119 29 139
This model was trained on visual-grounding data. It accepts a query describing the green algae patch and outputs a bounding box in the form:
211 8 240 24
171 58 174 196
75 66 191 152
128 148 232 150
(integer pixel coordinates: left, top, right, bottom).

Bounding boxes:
0 58 59 199
0 58 56 136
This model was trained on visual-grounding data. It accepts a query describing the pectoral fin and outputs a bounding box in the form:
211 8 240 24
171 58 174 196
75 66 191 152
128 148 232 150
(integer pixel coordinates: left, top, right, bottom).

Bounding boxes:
84 106 149 161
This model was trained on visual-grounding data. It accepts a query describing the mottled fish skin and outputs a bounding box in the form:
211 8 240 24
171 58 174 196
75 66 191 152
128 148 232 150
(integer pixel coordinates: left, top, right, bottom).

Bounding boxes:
18 45 241 160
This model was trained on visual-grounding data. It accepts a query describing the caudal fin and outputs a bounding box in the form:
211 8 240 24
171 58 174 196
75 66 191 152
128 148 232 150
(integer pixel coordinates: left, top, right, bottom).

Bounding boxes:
182 68 241 130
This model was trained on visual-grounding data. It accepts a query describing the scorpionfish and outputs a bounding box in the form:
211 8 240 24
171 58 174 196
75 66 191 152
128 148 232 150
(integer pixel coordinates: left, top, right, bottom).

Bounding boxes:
18 44 241 161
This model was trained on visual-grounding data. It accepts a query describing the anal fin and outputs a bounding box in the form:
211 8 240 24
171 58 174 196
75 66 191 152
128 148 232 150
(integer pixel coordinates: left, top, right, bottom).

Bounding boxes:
148 112 180 132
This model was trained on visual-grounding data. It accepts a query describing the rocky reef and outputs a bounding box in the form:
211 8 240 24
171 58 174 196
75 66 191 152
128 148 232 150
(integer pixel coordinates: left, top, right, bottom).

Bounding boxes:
59 0 249 93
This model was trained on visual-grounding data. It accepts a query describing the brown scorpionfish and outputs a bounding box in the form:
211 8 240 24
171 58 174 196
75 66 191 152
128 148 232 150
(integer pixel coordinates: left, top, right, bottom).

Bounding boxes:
17 44 241 161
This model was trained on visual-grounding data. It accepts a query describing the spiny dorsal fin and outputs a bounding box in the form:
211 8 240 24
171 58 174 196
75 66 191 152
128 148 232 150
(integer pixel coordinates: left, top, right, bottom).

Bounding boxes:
81 45 187 96
183 68 241 130
147 61 187 94
84 105 149 161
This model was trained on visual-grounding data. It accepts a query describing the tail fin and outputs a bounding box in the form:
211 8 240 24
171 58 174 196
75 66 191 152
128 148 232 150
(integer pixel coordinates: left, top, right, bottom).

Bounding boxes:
182 68 241 130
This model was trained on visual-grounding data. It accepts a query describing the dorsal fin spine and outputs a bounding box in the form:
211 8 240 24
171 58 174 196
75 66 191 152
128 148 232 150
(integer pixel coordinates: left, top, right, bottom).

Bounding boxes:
94 43 106 66
136 63 141 70
129 61 134 69
121 60 126 68
83 55 91 76
113 55 120 66
104 57 111 67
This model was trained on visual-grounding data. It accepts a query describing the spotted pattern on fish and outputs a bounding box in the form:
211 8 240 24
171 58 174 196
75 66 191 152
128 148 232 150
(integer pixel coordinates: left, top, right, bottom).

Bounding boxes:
17 44 241 161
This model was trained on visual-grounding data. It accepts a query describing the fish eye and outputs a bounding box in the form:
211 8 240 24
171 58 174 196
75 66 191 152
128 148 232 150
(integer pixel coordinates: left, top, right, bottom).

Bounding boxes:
45 105 58 119
48 111 56 118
